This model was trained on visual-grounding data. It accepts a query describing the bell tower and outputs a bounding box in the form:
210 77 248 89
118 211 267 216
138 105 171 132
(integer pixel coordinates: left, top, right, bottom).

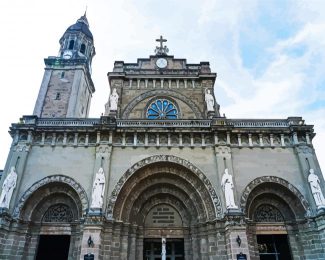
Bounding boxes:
33 13 95 118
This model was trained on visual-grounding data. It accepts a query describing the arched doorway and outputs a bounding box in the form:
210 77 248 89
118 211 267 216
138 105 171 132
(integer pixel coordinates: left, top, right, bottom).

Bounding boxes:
241 177 310 260
15 175 88 259
107 155 222 260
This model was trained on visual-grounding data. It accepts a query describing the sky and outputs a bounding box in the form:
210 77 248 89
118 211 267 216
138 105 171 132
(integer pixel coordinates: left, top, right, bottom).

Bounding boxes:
0 0 324 174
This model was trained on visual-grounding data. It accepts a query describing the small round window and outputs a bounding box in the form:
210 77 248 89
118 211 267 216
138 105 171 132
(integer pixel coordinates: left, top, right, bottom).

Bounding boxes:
146 99 178 119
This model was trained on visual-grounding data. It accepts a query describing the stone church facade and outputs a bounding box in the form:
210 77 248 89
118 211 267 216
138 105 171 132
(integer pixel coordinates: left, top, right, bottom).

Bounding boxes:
0 14 325 260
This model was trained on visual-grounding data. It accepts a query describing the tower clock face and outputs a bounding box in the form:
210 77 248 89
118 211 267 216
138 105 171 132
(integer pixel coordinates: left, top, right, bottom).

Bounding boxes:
156 58 168 68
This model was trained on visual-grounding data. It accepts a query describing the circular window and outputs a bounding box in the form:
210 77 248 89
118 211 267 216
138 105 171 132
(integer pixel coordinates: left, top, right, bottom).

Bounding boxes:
146 99 178 119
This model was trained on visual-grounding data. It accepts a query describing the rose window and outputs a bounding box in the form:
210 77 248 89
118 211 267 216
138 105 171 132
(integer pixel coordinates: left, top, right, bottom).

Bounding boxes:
147 99 178 119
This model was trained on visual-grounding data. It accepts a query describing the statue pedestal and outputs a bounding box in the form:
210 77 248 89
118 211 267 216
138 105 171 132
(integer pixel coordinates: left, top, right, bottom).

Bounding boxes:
109 110 117 118
207 111 215 119
88 208 102 216
225 208 242 216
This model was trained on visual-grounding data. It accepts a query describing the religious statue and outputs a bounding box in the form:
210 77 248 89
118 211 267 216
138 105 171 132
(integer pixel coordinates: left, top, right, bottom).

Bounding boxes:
90 167 106 209
161 237 166 260
0 166 18 209
221 168 238 209
109 88 119 111
205 89 215 112
308 168 325 209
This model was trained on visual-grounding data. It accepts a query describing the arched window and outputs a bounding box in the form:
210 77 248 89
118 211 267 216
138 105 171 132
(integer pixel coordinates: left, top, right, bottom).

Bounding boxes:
68 40 74 50
80 43 86 54
146 99 178 119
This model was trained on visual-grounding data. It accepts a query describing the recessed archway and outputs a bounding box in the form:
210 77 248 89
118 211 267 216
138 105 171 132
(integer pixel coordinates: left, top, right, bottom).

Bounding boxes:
107 155 222 222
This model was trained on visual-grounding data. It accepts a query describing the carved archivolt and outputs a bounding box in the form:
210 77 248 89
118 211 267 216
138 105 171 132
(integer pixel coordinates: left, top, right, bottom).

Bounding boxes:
13 175 89 219
106 155 222 220
121 89 204 119
240 176 311 218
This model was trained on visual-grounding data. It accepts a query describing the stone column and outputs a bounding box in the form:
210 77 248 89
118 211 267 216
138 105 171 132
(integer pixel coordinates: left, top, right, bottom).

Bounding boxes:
120 223 129 260
128 225 138 260
3 142 32 214
224 214 251 260
91 144 113 214
190 226 199 260
136 227 144 260
214 146 239 212
295 145 323 212
79 217 104 259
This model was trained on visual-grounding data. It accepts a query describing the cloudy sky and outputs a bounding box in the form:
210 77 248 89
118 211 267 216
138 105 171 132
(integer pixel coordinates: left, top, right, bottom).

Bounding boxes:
0 0 324 174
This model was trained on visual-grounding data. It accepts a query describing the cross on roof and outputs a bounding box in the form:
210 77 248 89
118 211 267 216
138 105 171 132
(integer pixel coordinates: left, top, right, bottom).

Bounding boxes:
155 36 169 55
156 35 167 49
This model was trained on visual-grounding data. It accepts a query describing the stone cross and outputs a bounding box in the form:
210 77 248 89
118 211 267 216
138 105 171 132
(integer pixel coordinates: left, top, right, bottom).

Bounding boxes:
156 35 167 49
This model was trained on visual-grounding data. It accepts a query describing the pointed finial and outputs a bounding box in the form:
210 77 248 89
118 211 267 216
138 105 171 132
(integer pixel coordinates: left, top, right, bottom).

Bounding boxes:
84 5 88 17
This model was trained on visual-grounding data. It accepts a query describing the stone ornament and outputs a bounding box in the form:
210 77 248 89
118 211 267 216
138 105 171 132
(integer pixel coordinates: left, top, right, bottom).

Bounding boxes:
205 88 214 112
107 155 222 219
240 176 311 217
109 88 119 111
13 175 88 219
0 166 18 209
91 167 106 209
221 168 238 209
308 169 325 210
122 89 203 119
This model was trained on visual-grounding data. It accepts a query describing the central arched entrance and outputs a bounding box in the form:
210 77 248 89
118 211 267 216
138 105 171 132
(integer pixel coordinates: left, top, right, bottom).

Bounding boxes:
108 155 221 260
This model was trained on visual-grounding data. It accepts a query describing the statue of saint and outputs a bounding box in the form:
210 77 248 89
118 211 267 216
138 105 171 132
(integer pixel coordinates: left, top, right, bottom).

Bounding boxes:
0 166 18 209
308 169 325 209
109 88 119 111
90 167 106 209
221 168 238 209
205 89 215 112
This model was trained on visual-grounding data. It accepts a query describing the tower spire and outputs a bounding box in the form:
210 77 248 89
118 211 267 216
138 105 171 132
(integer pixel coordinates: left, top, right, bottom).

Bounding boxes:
84 5 87 17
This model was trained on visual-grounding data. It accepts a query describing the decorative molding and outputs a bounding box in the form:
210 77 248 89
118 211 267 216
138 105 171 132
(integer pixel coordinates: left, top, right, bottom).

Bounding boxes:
106 155 222 219
42 203 74 223
12 144 30 152
240 176 311 217
295 146 314 155
254 204 284 222
13 175 89 219
215 146 231 155
121 89 204 119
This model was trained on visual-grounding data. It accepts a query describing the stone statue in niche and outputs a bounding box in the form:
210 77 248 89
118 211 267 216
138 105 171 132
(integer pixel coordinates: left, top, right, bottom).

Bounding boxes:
0 166 18 209
221 168 238 209
308 168 325 209
109 88 119 111
90 167 106 209
204 88 215 112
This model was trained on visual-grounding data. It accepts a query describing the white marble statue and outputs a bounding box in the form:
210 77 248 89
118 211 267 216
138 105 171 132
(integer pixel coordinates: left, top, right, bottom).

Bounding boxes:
221 168 238 209
0 166 18 209
109 88 119 111
308 168 325 209
91 167 106 209
161 237 166 260
205 89 215 112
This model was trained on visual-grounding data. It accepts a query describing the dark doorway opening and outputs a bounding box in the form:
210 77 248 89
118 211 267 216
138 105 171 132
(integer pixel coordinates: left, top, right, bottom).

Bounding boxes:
257 234 292 260
36 235 70 260
144 238 184 260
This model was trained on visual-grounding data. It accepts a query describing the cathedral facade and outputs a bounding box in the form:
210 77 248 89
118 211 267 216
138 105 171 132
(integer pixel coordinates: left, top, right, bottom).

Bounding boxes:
0 15 325 260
